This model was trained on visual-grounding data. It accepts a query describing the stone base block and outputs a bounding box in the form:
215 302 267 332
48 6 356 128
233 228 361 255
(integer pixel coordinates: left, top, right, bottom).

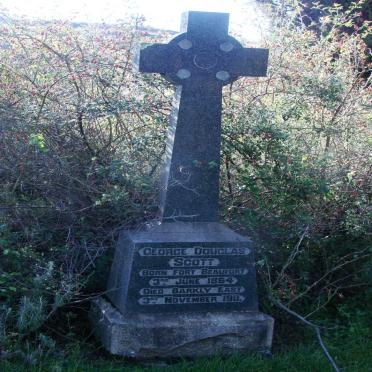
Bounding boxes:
90 297 274 359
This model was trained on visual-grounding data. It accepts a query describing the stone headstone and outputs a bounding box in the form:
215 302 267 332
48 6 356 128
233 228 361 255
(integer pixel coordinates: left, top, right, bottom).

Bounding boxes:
91 11 274 360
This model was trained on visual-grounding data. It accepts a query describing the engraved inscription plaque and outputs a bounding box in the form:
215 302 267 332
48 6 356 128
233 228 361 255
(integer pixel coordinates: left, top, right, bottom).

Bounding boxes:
123 241 257 313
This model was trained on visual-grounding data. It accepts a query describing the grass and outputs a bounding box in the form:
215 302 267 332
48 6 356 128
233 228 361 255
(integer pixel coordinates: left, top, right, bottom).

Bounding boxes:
1 329 371 372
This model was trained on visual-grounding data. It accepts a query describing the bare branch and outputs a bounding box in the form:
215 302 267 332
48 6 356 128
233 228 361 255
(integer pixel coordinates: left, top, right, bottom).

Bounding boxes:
269 295 340 372
272 226 309 289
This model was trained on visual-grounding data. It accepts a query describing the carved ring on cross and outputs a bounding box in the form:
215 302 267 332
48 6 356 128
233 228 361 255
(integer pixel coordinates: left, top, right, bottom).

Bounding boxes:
162 33 243 86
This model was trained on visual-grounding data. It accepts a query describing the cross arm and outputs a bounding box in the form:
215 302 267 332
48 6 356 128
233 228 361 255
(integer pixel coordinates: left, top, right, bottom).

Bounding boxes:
228 48 269 77
137 43 181 74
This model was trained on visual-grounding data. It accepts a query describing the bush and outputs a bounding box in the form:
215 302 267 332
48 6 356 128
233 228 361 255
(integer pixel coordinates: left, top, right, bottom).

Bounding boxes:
0 16 173 349
220 3 371 331
0 1 371 360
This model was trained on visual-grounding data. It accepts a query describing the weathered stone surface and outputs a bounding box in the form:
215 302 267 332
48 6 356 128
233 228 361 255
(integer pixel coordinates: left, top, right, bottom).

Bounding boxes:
90 10 273 360
90 297 274 359
107 222 258 314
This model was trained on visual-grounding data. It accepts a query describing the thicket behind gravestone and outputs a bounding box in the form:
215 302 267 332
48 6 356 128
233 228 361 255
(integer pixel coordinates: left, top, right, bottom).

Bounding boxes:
0 6 371 352
219 9 371 337
0 18 174 344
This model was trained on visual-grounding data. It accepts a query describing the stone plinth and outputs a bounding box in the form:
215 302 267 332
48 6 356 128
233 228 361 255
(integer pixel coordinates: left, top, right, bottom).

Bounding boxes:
90 296 274 359
106 222 258 314
90 222 274 359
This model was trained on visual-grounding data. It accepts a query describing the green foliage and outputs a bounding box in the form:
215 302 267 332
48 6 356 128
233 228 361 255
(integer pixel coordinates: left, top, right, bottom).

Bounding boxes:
17 297 46 333
220 1 371 335
0 16 172 350
0 3 370 366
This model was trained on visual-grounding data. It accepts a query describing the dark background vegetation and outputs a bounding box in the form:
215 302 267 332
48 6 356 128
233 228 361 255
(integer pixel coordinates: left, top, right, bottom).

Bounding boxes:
0 0 371 369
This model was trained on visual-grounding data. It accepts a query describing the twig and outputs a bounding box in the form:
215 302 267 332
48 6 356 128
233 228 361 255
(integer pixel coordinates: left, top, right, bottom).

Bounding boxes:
0 350 33 365
315 327 340 372
269 295 340 372
272 225 309 289
287 251 371 305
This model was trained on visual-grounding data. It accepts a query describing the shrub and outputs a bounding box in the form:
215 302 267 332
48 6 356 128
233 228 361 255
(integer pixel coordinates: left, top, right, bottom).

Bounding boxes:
220 3 371 330
0 2 370 356
0 16 173 349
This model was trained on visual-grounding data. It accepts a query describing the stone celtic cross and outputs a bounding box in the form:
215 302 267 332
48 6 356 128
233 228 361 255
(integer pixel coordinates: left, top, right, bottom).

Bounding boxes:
139 11 269 222
93 12 274 357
